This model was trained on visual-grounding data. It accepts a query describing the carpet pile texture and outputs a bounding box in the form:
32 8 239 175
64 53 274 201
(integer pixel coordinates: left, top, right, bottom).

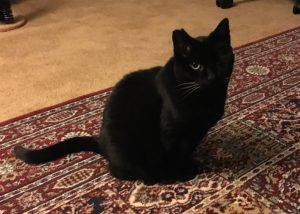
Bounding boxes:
0 27 299 213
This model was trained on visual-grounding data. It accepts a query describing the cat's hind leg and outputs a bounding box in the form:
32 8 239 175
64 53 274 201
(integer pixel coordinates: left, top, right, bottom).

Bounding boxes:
108 161 140 181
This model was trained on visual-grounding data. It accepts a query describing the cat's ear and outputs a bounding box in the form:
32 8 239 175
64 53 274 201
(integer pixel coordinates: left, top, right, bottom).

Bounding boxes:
209 18 231 45
172 29 193 58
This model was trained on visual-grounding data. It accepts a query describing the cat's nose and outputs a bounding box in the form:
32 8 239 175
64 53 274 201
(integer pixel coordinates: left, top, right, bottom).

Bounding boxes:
207 70 215 81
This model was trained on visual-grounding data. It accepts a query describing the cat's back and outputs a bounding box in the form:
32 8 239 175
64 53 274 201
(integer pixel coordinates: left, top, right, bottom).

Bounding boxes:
104 66 162 125
114 66 161 95
111 66 161 102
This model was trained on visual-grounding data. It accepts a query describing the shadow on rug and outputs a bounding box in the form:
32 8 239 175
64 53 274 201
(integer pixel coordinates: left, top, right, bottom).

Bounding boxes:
0 27 299 213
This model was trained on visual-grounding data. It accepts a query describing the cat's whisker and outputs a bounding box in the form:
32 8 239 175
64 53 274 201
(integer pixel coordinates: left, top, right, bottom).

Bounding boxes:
182 86 197 96
181 85 201 99
177 84 198 90
176 82 200 92
181 83 198 91
179 85 198 94
176 81 197 88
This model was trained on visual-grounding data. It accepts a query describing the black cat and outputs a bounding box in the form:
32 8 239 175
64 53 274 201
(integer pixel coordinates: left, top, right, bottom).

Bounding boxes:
14 18 234 184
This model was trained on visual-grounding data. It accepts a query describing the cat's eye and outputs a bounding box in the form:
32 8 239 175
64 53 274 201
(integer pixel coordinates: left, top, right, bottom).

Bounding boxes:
190 62 204 71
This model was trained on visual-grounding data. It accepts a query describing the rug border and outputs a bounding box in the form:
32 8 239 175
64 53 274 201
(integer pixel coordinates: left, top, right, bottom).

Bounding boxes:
1 26 299 126
234 26 299 49
0 87 112 126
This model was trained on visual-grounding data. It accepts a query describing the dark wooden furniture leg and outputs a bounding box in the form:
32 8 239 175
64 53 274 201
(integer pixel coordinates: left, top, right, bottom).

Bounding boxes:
0 0 14 24
293 0 300 14
216 0 233 9
0 0 26 32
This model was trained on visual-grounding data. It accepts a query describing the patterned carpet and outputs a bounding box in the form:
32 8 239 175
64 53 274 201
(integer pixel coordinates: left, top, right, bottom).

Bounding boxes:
0 27 299 214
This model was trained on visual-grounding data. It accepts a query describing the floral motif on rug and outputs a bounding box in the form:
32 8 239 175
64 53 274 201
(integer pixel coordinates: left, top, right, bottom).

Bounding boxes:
0 27 299 213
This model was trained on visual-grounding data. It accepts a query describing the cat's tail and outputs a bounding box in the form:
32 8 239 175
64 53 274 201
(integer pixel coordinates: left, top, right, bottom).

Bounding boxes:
14 136 102 164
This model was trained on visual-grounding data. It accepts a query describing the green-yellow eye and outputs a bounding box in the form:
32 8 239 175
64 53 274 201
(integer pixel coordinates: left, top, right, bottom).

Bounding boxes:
190 62 204 71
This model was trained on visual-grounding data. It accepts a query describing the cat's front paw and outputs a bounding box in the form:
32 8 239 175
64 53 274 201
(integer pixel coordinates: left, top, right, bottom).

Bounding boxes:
177 160 199 182
143 179 157 186
143 176 177 185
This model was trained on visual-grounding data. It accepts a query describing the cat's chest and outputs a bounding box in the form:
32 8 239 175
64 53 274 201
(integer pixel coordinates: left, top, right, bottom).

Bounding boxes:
163 101 224 127
179 98 225 120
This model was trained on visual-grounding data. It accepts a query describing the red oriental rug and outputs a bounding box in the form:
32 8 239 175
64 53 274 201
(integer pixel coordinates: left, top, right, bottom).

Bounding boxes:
0 27 299 214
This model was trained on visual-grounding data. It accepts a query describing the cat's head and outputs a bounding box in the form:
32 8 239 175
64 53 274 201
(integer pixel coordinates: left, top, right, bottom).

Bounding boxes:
172 18 234 93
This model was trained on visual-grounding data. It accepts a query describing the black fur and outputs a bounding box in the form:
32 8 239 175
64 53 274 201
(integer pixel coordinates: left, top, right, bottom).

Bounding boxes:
14 18 234 184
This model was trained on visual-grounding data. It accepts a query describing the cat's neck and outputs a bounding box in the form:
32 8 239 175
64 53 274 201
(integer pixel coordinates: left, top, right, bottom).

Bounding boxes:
155 58 180 119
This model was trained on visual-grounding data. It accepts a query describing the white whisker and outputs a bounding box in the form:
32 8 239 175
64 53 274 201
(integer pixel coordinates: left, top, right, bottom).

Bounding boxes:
181 85 201 100
175 81 202 100
176 81 197 88
178 85 198 90
181 87 196 96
